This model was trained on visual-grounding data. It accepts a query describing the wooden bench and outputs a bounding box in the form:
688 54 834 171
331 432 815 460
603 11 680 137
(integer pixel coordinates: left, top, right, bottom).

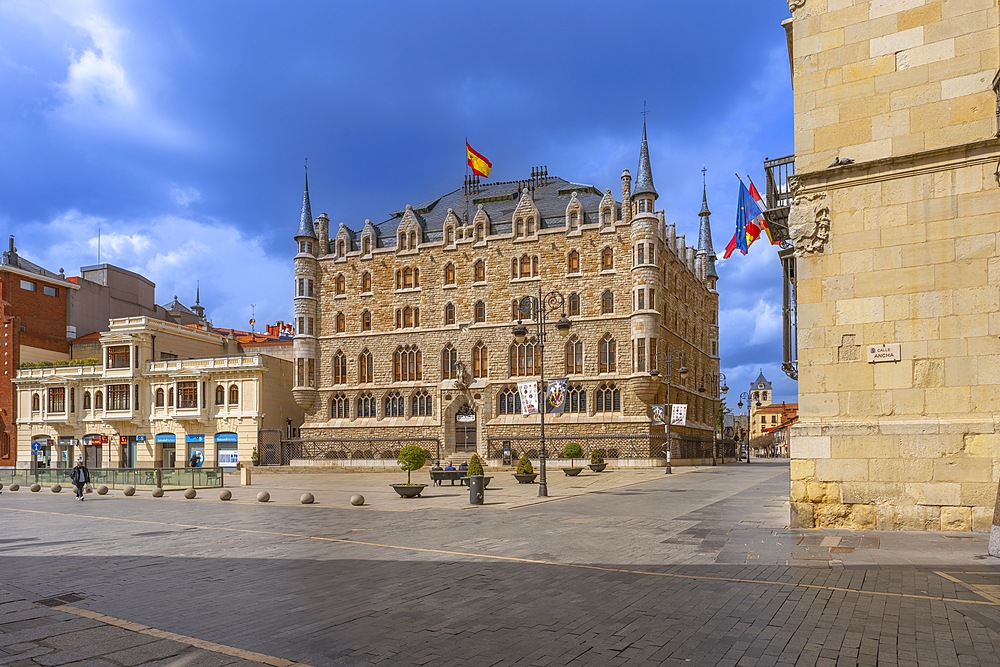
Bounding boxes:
430 470 468 486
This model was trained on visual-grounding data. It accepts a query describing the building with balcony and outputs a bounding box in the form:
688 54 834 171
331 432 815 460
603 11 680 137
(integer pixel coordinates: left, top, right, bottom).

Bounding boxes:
291 123 723 463
13 317 301 469
776 1 1000 531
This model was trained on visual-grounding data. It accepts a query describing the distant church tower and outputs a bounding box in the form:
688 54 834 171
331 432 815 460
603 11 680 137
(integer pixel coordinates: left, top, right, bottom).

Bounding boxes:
293 171 319 410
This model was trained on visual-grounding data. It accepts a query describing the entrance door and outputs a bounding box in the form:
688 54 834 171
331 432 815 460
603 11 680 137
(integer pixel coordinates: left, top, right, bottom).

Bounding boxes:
84 445 101 469
455 422 477 452
162 445 176 468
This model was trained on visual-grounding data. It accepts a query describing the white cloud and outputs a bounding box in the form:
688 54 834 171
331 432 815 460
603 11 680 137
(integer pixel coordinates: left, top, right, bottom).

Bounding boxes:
59 14 135 107
170 185 202 207
17 210 293 329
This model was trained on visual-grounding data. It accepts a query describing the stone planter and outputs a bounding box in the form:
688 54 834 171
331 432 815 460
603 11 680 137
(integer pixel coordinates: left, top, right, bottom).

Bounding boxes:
514 473 538 484
562 467 583 476
391 483 427 498
588 463 607 473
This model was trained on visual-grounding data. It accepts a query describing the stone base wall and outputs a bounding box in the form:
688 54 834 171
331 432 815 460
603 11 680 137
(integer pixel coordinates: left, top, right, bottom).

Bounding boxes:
790 420 999 532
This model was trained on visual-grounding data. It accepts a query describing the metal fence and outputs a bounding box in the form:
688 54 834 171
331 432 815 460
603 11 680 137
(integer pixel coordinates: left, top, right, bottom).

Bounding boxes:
290 437 441 463
0 467 225 490
486 434 737 461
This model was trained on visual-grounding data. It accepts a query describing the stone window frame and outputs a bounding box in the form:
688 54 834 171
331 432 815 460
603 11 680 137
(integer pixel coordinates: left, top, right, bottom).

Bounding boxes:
361 271 372 293
411 390 433 417
600 247 614 271
84 391 93 410
473 259 486 283
567 249 581 275
497 385 521 414
358 349 374 384
567 384 587 413
565 335 583 375
47 387 66 414
568 292 581 316
598 334 617 374
361 310 372 331
228 384 239 406
595 383 621 412
473 341 489 378
384 391 405 418
474 300 487 323
330 393 350 419
508 338 539 377
393 345 422 382
335 312 346 333
357 392 376 418
214 385 225 406
444 262 456 286
333 351 347 385
444 302 456 325
600 290 614 314
31 393 41 413
441 344 458 380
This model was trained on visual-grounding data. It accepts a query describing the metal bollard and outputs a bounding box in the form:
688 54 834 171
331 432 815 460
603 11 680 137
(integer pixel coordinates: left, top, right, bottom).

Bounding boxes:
665 448 672 474
468 475 485 505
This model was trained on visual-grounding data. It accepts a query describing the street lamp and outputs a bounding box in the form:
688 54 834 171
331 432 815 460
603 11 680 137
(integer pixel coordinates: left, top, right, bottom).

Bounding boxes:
512 287 571 497
737 391 754 463
663 352 689 474
698 372 727 466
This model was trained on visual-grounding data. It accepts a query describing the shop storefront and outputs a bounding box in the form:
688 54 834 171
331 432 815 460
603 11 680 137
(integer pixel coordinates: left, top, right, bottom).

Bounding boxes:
215 432 238 468
155 433 176 467
186 434 205 467
57 436 76 468
82 434 102 469
30 435 53 468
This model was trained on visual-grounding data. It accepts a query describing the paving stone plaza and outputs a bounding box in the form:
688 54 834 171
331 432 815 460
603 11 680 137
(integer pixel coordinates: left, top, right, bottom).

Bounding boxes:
1 461 998 666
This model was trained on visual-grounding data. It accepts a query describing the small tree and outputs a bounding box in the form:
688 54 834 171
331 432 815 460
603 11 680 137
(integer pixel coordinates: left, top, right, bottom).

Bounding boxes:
516 454 533 475
590 448 605 465
561 442 583 467
397 445 427 484
467 453 484 476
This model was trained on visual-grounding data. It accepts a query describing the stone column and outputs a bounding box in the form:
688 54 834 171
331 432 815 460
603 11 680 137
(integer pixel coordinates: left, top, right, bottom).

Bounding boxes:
990 480 1000 557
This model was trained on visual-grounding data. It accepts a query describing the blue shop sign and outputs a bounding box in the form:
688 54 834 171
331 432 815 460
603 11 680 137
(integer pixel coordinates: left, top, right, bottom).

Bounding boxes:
214 432 239 443
185 434 205 444
136 435 146 443
155 433 176 444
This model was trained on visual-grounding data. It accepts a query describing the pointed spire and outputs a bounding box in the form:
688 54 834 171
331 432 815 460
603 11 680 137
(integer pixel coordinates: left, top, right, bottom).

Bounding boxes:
698 166 718 280
296 162 316 239
195 281 201 306
632 118 658 200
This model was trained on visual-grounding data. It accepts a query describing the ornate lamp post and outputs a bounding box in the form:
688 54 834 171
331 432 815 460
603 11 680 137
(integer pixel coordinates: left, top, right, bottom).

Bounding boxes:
698 372 728 465
737 390 757 463
512 287 571 497
663 352 689 474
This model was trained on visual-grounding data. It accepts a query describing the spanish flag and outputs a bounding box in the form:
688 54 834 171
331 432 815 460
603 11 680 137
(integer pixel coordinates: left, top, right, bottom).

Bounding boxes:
466 141 492 178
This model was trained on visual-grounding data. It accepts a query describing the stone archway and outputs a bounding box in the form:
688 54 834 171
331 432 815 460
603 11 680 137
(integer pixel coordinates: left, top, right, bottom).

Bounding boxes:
442 397 478 458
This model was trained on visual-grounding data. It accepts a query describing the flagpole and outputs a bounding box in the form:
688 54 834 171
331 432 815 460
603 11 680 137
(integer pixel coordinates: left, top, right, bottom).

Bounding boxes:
464 137 470 225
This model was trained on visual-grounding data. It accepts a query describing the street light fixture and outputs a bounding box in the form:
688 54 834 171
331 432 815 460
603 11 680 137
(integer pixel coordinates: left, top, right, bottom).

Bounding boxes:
737 391 751 463
512 287 570 497
663 352 689 474
698 372 727 466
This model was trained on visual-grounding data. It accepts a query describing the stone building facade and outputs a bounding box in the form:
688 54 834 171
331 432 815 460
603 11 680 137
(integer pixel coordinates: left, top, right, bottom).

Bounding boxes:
783 0 1000 531
14 317 302 469
293 124 722 463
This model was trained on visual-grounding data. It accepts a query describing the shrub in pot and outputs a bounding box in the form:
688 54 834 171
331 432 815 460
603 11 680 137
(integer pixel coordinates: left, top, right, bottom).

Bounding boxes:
515 454 538 484
392 445 429 497
589 448 607 472
561 442 584 476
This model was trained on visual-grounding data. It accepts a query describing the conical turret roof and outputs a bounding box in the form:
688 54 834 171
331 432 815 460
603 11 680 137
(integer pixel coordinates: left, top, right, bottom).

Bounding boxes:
296 171 316 239
632 120 657 200
698 173 718 280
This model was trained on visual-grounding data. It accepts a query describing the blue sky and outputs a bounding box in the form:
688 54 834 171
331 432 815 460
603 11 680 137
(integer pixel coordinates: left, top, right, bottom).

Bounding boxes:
0 0 796 409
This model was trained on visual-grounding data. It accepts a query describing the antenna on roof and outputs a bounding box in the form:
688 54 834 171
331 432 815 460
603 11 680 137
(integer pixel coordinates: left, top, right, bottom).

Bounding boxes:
250 304 256 334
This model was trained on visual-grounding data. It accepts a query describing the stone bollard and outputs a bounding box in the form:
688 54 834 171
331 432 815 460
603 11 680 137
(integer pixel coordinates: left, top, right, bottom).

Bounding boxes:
151 488 164 497
51 484 61 493
240 467 252 486
256 491 270 503
97 485 109 495
10 483 19 491
350 494 365 506
184 488 197 499
990 480 1000 558
300 492 314 504
123 486 136 496
30 484 40 492
219 489 232 501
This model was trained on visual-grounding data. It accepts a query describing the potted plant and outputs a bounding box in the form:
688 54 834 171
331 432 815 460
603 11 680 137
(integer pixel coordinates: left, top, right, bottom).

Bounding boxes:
589 448 607 473
514 454 538 484
561 442 584 476
251 446 260 467
391 445 428 498
466 453 493 488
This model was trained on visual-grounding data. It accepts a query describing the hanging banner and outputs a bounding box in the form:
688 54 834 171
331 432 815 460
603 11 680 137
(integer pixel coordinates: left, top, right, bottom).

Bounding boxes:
546 378 568 414
518 380 539 416
670 404 688 426
651 404 666 426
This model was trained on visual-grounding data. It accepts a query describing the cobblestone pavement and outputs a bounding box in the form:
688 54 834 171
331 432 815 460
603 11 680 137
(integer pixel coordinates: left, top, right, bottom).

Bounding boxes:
1 461 998 666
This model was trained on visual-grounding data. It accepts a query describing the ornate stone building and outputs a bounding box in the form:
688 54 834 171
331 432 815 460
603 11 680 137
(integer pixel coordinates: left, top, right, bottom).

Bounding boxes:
779 0 1000 530
293 124 722 463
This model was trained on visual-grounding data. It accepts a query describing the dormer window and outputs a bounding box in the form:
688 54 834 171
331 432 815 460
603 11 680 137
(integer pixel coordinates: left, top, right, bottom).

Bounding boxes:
337 240 346 257
362 236 371 255
515 218 524 238
409 231 417 248
475 223 484 242
445 226 455 245
398 233 406 250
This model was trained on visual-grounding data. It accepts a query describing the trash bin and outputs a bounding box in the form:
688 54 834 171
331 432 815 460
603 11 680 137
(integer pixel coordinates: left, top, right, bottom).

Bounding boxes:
468 475 485 505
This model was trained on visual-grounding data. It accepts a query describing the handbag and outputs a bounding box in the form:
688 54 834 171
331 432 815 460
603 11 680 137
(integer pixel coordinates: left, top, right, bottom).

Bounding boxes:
85 484 94 493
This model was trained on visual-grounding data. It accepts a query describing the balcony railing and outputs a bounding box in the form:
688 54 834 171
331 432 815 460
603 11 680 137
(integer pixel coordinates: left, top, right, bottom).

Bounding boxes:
765 154 797 381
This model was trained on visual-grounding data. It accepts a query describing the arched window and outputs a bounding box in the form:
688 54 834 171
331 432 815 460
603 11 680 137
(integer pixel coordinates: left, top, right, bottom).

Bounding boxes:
601 207 613 226
508 338 539 376
568 384 587 413
357 392 376 418
409 231 416 249
395 309 401 329
359 349 373 383
473 341 488 378
333 351 347 384
215 385 225 406
395 269 402 289
601 290 614 314
474 259 485 282
393 345 422 382
596 383 621 412
475 223 484 241
362 237 371 255
335 274 346 295
361 310 372 331
402 306 413 328
498 386 521 414
398 232 406 250
526 217 535 235
229 384 239 405
565 335 583 375
441 344 458 380
96 390 104 410
444 303 456 325
519 255 531 277
444 262 456 285
402 267 413 288
567 250 580 273
510 258 518 278
569 292 581 316
601 247 614 270
599 335 617 373
331 393 349 419
337 239 346 257
31 393 40 412
84 391 93 410
336 312 346 333
412 390 433 417
445 226 455 245
361 271 372 292
569 211 579 230
474 300 486 323
515 218 524 238
385 391 405 417
531 255 538 276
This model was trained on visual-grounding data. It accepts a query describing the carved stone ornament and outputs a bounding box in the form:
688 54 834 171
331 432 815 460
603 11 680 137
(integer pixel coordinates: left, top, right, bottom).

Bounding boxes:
787 0 805 11
789 191 830 256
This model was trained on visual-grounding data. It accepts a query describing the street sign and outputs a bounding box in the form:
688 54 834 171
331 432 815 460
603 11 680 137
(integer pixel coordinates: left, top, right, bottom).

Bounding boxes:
31 442 42 452
868 343 900 363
